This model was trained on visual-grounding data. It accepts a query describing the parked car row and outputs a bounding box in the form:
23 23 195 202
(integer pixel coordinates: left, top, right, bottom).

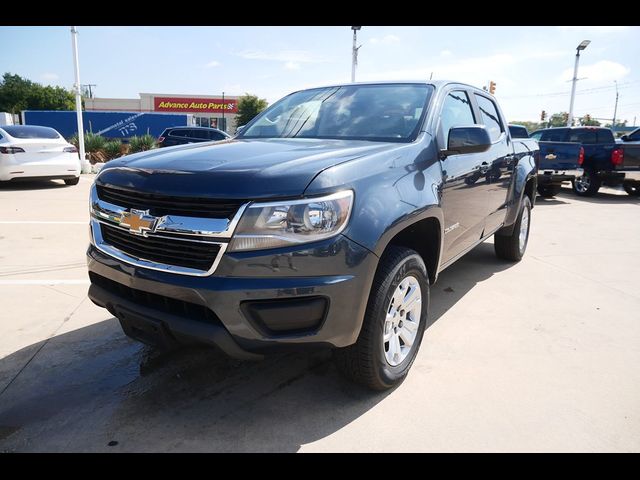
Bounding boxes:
510 125 640 197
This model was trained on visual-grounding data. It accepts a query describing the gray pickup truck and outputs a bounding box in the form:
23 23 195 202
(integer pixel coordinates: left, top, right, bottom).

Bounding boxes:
87 81 538 390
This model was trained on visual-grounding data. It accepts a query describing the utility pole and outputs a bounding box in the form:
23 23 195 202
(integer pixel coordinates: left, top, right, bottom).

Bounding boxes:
612 80 619 130
351 26 362 83
70 26 85 165
81 83 97 98
568 40 590 127
221 91 225 132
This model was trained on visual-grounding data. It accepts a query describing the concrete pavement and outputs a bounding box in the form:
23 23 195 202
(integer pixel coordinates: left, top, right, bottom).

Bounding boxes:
0 176 639 452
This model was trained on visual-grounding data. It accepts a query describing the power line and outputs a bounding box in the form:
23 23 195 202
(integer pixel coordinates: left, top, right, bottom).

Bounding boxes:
501 80 639 100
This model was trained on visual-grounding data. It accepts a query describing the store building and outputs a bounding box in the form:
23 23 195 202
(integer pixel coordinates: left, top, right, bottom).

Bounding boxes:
85 93 240 133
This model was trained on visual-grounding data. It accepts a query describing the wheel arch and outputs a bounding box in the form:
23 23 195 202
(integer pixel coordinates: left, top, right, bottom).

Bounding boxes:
373 208 444 285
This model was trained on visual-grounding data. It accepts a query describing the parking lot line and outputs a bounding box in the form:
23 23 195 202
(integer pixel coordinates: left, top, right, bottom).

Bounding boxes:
0 279 89 285
0 221 87 225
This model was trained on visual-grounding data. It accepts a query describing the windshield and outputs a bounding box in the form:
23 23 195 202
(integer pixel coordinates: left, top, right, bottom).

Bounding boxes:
239 83 433 142
2 125 61 139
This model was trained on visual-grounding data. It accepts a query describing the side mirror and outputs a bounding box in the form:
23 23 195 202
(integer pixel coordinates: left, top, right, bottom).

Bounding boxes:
620 135 629 141
441 126 492 158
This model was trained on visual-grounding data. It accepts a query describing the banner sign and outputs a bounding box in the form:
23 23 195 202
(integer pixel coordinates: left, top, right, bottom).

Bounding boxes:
154 97 238 113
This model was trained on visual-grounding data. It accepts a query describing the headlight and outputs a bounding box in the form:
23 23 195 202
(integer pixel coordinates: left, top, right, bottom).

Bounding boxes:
228 190 354 252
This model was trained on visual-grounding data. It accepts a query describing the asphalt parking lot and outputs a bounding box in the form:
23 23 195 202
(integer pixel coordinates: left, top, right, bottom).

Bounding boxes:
0 175 639 452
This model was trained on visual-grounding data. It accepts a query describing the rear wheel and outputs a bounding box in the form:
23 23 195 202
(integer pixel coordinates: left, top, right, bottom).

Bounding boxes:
623 183 640 196
572 168 600 196
536 185 561 198
495 195 531 262
334 246 429 390
64 177 80 186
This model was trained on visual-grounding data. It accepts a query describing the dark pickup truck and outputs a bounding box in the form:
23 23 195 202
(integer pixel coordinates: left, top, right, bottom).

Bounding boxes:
87 81 538 390
531 126 635 196
510 125 583 198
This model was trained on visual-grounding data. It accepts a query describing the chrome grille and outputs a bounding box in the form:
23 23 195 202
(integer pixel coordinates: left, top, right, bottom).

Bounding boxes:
90 183 248 276
100 223 221 271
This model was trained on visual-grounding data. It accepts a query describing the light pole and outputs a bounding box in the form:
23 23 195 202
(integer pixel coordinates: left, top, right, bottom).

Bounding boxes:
351 26 362 83
567 39 590 127
70 26 86 165
612 80 619 130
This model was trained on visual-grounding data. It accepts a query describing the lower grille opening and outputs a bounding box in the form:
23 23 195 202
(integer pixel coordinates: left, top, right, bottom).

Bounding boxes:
100 223 221 271
89 272 221 326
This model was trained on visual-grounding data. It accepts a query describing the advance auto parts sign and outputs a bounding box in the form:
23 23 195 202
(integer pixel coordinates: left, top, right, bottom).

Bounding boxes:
154 97 238 114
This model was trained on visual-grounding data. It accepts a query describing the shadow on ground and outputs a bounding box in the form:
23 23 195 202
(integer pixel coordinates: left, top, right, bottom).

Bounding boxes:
0 243 515 452
0 179 71 191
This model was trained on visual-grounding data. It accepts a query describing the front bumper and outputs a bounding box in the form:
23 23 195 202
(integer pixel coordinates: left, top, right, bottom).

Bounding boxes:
87 234 378 357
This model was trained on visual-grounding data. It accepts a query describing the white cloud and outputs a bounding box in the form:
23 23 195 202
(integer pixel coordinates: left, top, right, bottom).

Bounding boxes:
284 61 300 71
558 26 629 32
559 60 630 83
370 34 400 45
361 53 516 85
205 60 221 68
440 49 452 57
237 49 325 64
40 72 59 82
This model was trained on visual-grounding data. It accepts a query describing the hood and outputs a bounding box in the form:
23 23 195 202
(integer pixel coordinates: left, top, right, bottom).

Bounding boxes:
96 138 403 198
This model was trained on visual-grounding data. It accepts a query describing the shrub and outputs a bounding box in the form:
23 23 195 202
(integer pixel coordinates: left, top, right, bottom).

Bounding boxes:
128 134 157 154
83 132 107 153
103 140 123 161
68 134 79 148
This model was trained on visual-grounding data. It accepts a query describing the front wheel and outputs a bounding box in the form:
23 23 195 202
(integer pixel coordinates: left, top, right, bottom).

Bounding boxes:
537 185 561 198
572 168 601 196
64 177 80 186
334 246 429 390
495 195 532 262
623 183 640 196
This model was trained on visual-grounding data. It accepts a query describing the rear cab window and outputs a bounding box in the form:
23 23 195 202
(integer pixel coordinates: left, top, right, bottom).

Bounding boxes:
596 129 615 144
539 129 569 142
509 125 529 139
568 129 597 144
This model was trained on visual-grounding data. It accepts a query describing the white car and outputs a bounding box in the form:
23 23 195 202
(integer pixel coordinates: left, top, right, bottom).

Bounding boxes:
0 125 81 185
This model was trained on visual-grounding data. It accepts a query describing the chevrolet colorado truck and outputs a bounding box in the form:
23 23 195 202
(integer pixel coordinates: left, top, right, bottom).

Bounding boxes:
532 126 629 197
510 125 583 198
87 81 538 390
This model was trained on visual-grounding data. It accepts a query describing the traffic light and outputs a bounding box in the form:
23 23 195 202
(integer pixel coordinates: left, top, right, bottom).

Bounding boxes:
541 110 547 121
489 81 496 95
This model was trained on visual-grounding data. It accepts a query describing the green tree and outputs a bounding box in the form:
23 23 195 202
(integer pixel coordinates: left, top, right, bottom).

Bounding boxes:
0 72 75 114
579 114 600 126
604 119 627 128
548 112 569 127
236 93 268 127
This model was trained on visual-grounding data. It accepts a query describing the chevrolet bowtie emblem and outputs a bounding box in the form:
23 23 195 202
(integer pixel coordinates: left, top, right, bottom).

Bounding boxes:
119 209 157 236
545 153 557 160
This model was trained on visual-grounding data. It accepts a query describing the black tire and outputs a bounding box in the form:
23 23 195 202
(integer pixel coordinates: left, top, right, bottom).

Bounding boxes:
334 246 429 391
623 183 640 196
536 185 561 198
495 195 532 262
64 177 80 186
572 168 601 196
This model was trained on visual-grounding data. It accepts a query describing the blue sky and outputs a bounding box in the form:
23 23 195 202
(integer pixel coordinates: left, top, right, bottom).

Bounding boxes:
1 26 638 124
